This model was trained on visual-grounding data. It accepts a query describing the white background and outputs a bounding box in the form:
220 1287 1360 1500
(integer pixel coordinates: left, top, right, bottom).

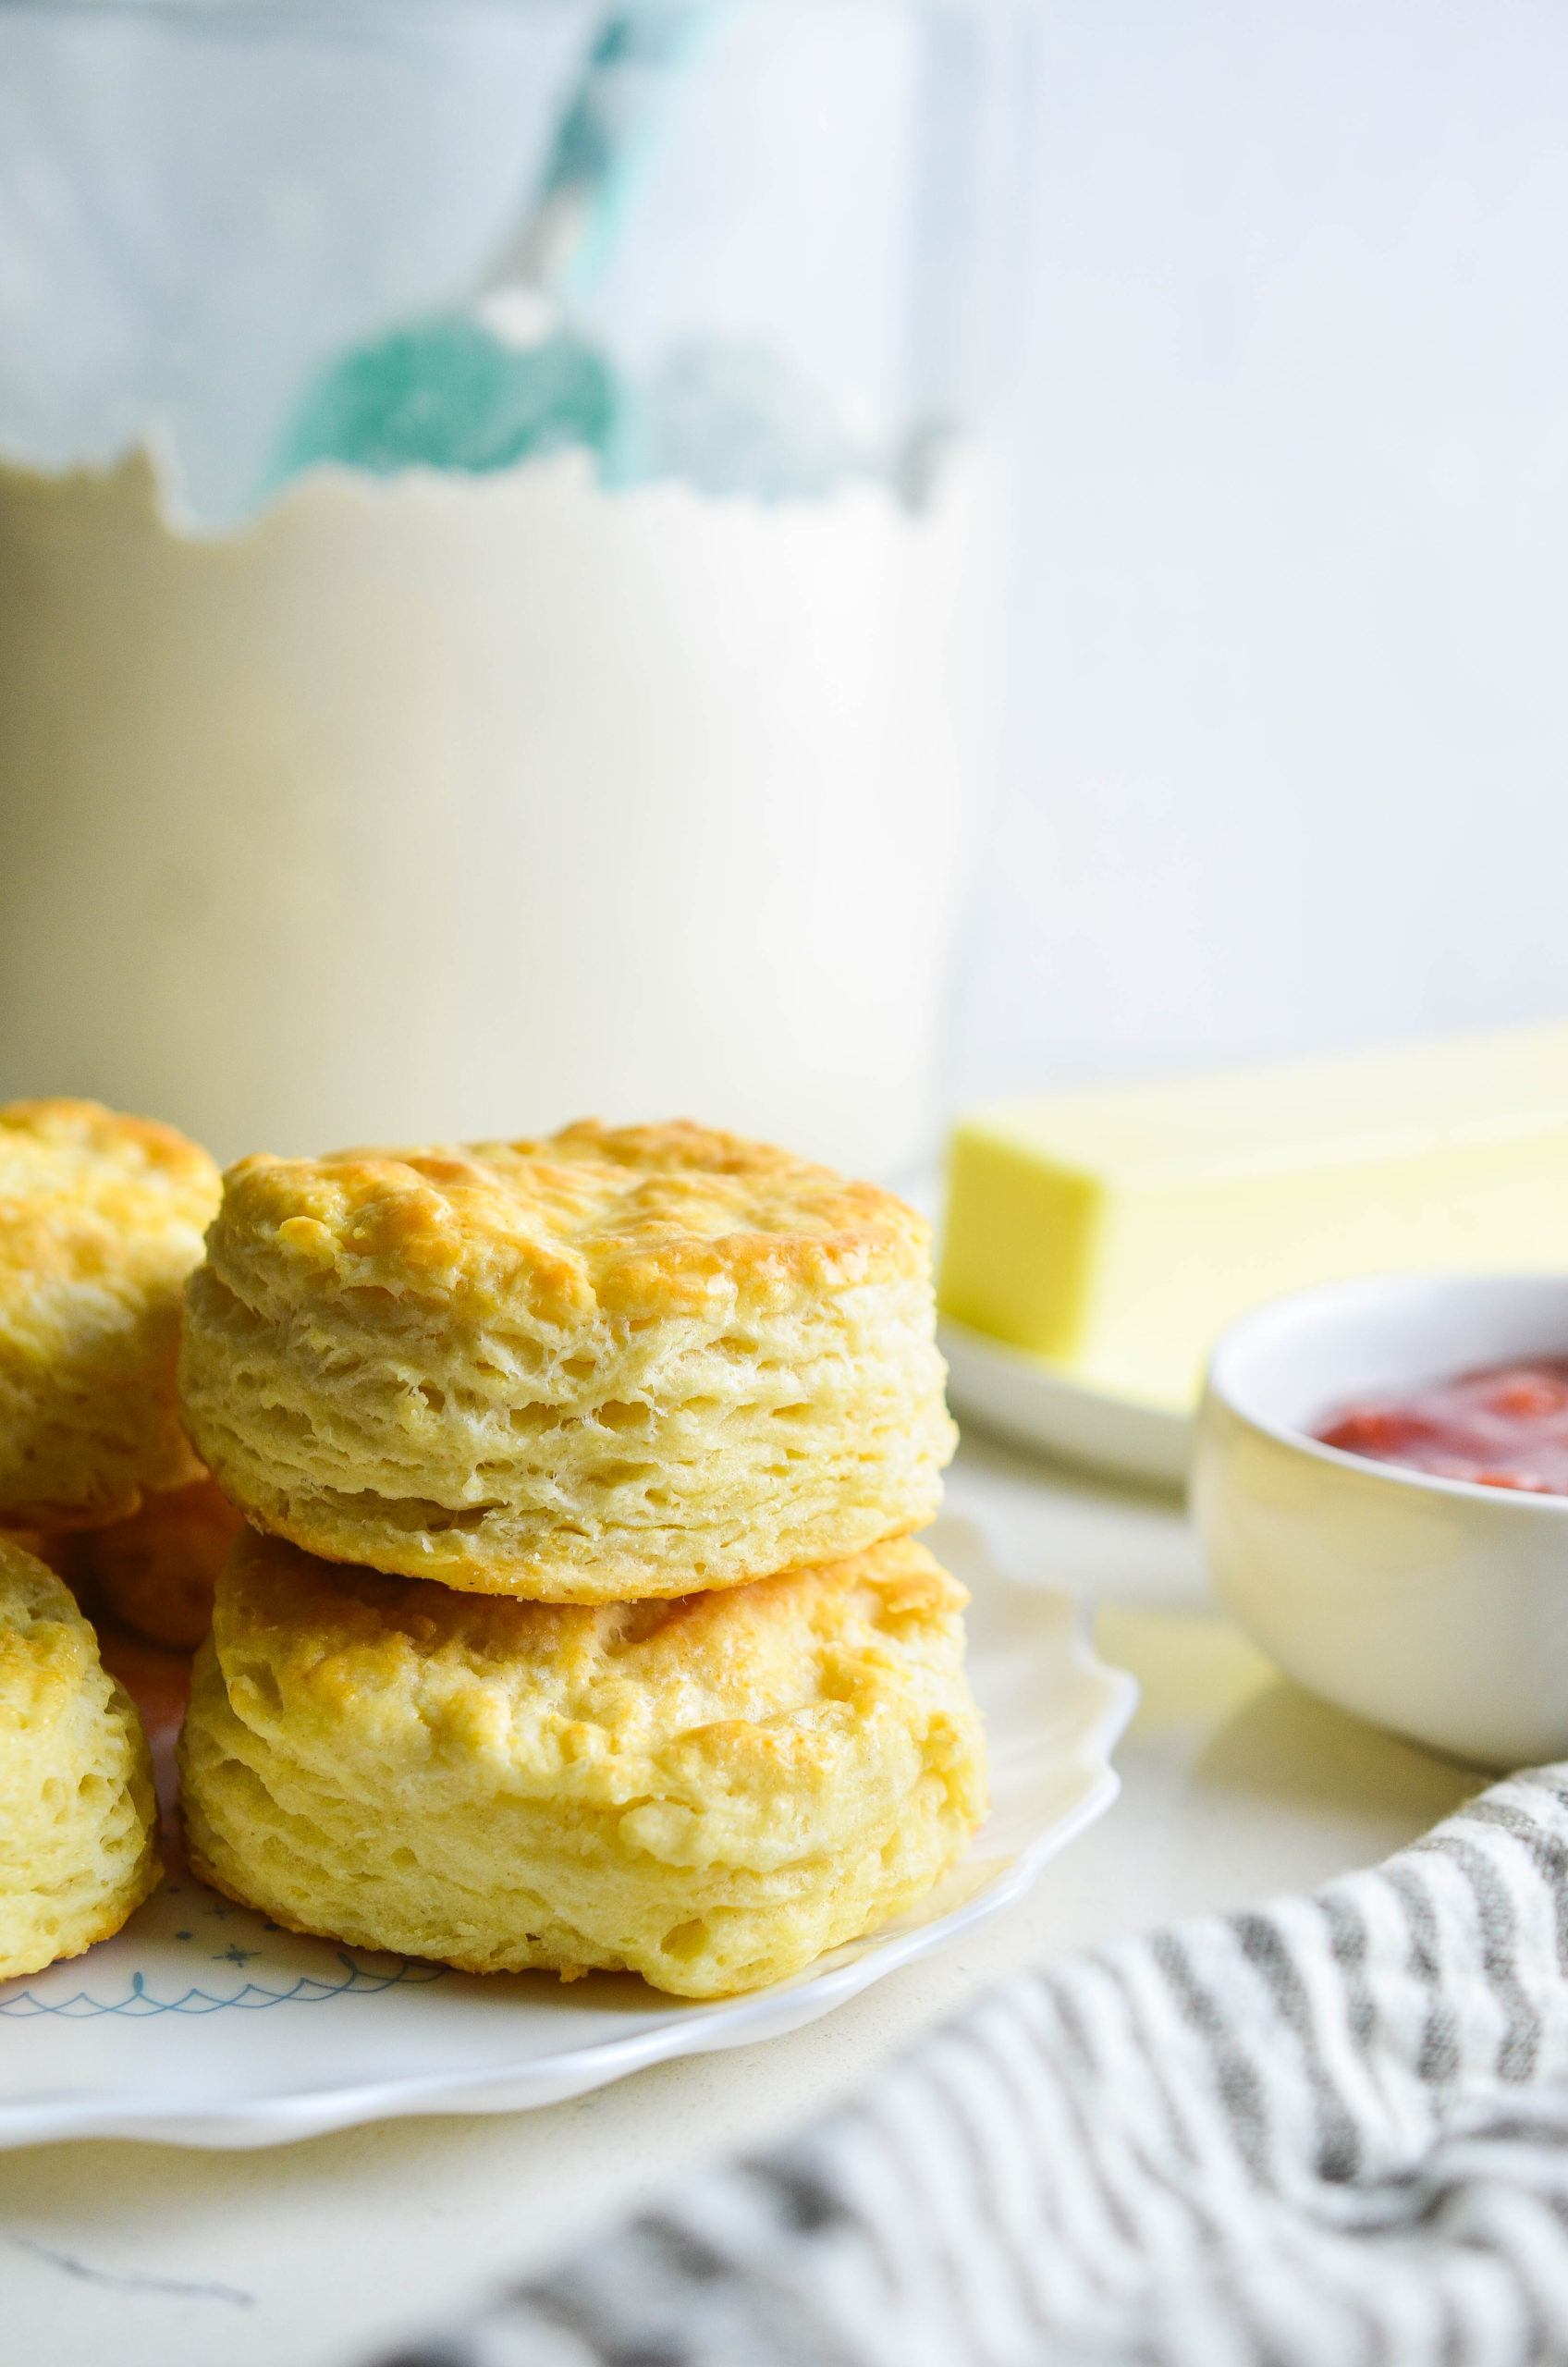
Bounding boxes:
955 0 1568 1106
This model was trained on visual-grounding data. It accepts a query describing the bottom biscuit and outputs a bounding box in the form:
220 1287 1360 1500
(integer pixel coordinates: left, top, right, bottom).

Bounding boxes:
65 1477 244 1652
178 1529 987 1999
0 1539 162 1980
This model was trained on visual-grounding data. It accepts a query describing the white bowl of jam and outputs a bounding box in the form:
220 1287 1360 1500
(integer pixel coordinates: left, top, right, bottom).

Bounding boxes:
1193 1273 1568 1768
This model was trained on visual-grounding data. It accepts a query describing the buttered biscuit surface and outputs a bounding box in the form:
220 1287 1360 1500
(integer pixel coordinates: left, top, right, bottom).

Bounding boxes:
179 1121 955 1600
178 1528 986 1997
0 1537 162 1980
0 1098 220 1527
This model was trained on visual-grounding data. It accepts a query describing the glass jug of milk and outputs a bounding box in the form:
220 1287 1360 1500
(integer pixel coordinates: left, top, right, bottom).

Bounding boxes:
0 0 1031 1179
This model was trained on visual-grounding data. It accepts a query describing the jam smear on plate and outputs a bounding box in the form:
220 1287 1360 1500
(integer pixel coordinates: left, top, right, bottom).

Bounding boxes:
1315 1359 1568 1494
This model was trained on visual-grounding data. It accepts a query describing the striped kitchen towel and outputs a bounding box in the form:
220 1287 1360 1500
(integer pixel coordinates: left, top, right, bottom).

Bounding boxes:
377 1766 1568 2367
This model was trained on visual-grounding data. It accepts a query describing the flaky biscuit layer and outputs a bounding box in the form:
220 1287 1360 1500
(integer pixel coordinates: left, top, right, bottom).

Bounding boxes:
0 1098 220 1527
179 1122 956 1600
178 1529 986 1998
0 1539 162 1979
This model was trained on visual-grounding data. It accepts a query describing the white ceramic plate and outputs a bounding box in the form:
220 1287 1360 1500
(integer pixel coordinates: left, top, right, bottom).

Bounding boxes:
0 1515 1134 2150
940 1319 1193 1490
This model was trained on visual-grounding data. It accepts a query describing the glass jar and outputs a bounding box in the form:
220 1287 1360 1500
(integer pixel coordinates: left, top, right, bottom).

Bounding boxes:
0 0 1033 1177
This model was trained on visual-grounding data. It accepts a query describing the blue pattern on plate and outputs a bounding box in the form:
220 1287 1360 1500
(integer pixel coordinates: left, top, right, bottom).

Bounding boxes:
0 1951 447 2017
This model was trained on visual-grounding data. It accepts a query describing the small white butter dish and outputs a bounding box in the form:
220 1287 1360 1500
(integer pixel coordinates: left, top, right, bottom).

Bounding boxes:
1193 1273 1568 1770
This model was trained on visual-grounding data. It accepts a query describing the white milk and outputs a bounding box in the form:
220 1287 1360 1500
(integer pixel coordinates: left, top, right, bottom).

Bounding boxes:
0 448 998 1177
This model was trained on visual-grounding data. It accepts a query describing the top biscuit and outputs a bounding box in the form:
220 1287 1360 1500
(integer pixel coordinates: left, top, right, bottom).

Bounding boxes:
0 1099 220 1527
178 1120 956 1600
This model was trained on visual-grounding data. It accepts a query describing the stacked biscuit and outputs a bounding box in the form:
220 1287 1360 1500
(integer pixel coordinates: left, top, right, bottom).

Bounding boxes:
0 1097 243 1650
0 1103 986 2001
0 1098 226 1976
175 1122 987 1998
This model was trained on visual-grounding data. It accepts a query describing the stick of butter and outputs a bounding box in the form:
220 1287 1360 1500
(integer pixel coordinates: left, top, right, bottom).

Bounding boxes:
939 1024 1568 1410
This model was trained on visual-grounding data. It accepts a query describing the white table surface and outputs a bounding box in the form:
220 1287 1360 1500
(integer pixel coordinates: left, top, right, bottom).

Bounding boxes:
1 1430 1479 2367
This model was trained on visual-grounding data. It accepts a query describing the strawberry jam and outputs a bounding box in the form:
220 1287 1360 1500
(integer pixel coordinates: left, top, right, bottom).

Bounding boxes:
1314 1359 1568 1494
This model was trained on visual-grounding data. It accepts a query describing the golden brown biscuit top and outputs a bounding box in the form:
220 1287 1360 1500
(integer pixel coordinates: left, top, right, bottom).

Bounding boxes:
0 1538 101 1726
214 1120 933 1320
217 1528 968 1797
0 1098 220 1304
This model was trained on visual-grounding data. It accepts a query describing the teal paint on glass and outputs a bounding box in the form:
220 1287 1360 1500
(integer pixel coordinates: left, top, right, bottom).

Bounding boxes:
276 319 619 479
